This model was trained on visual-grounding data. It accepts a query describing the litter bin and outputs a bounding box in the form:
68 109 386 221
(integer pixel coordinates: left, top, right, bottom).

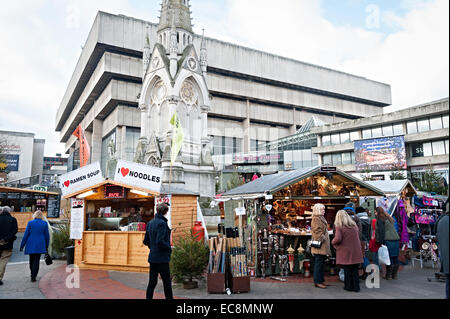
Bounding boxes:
66 246 75 265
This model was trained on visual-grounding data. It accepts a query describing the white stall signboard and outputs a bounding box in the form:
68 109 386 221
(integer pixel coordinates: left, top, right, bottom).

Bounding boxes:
114 160 163 194
70 199 85 240
155 195 172 229
59 162 103 197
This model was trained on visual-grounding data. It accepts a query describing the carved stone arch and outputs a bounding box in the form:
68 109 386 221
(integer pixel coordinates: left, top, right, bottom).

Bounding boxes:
147 155 161 168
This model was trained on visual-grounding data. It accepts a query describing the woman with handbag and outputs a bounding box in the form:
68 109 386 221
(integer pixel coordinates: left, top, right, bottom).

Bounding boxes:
332 210 364 293
20 210 50 282
375 206 400 280
311 203 331 289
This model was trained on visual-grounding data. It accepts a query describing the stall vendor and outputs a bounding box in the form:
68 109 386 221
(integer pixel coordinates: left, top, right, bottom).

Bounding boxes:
128 207 143 223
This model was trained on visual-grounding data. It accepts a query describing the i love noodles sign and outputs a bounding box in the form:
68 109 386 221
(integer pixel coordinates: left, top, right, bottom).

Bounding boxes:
59 162 104 197
114 160 163 194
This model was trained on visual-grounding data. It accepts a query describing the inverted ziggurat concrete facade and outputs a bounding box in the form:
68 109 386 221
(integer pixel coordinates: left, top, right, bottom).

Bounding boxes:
55 0 392 196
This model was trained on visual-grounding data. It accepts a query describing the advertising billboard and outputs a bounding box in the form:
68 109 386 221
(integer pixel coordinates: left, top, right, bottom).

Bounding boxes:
4 154 20 172
355 136 407 172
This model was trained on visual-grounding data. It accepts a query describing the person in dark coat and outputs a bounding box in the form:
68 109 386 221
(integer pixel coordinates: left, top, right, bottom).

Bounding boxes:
375 206 400 280
356 206 371 279
332 210 364 292
436 200 449 299
20 211 50 282
0 206 18 285
143 203 173 299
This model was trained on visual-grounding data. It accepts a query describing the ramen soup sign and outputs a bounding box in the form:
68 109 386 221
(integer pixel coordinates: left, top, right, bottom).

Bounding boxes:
59 162 104 197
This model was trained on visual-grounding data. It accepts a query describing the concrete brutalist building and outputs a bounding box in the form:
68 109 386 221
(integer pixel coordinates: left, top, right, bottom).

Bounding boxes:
311 97 449 183
55 1 391 196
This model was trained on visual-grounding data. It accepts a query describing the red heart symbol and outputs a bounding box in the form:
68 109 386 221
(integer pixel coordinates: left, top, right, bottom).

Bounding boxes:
121 167 130 177
64 180 70 188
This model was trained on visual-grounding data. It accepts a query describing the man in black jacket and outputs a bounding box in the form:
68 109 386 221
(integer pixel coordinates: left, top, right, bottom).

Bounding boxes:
0 206 18 285
143 203 173 299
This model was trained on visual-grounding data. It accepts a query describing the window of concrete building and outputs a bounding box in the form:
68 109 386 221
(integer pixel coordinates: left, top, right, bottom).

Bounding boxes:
312 153 319 166
393 123 404 135
423 142 432 157
212 135 223 155
101 130 116 174
443 115 449 128
446 140 449 154
125 128 141 161
340 132 350 144
350 131 359 142
302 149 312 167
382 125 393 137
332 153 342 165
432 140 446 156
250 140 258 152
417 118 430 133
362 128 372 139
233 138 243 154
224 137 234 154
372 127 382 138
351 152 355 164
429 116 443 130
323 154 332 165
331 133 340 145
411 142 424 157
407 120 418 134
342 152 352 165
322 135 331 146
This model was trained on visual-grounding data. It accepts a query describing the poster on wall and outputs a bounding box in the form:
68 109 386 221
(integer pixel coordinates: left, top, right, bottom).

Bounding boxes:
114 160 163 194
4 154 20 172
70 198 85 240
155 195 172 229
355 136 407 172
59 162 103 197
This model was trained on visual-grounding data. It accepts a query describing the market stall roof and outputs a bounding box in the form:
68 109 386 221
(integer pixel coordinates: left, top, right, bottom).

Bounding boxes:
221 165 385 199
0 186 59 196
365 180 417 196
62 179 160 199
160 184 199 196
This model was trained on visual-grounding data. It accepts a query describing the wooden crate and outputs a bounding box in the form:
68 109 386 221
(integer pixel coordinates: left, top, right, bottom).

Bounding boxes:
207 273 226 294
230 275 250 294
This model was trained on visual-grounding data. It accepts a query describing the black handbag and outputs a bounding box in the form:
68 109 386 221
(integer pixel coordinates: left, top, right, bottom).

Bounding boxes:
310 240 322 249
44 253 53 266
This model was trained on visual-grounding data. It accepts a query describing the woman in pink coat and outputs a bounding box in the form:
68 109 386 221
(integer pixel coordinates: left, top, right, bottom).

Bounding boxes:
332 210 364 292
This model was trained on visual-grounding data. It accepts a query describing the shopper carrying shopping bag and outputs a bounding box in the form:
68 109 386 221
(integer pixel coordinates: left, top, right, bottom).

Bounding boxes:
374 206 400 280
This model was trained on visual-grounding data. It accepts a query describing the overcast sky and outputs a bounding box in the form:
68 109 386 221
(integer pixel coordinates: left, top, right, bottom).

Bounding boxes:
0 0 448 157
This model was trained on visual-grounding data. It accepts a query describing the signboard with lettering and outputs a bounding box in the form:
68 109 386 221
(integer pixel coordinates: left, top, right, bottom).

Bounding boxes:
320 166 337 173
355 136 407 172
70 199 85 240
4 154 19 172
59 162 104 197
114 160 163 194
104 184 125 199
47 195 60 218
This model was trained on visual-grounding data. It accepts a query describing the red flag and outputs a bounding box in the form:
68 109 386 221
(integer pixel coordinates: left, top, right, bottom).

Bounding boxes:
73 124 90 167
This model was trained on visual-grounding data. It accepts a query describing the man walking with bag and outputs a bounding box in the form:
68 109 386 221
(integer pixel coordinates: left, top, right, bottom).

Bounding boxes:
0 206 18 285
143 203 173 299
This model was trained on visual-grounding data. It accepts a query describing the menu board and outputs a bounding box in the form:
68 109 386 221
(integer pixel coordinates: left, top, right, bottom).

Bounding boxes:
47 195 60 218
70 199 85 240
